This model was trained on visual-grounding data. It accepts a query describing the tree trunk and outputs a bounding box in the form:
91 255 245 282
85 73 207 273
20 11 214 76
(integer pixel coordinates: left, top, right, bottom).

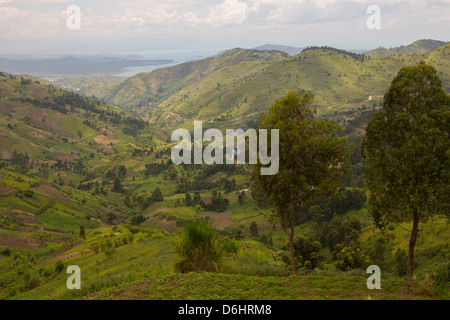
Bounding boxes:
288 220 298 276
406 209 420 281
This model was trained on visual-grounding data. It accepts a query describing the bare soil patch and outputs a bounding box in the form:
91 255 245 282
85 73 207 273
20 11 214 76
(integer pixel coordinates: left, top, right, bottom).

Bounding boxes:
94 135 119 152
32 181 68 203
199 211 234 230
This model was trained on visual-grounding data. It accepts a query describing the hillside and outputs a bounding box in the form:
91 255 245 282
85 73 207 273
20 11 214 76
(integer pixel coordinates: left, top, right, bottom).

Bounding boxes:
365 39 446 58
105 49 288 110
105 42 450 129
0 44 449 301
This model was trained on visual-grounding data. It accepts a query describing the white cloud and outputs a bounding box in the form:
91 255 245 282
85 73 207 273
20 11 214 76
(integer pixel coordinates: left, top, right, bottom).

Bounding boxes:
0 0 448 51
205 0 249 27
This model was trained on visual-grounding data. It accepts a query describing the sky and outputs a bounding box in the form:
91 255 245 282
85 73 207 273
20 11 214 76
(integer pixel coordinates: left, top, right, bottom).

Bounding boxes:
0 0 449 55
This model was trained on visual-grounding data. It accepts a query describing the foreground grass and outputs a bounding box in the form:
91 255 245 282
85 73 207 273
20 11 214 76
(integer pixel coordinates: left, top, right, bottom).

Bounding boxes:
85 272 439 300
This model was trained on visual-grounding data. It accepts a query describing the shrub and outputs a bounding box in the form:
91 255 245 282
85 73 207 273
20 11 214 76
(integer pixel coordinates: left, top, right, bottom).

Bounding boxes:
434 262 450 299
280 234 324 270
249 222 259 237
363 233 395 272
394 248 408 276
175 220 223 273
0 247 11 257
221 237 239 254
54 260 65 273
336 245 371 271
104 247 116 259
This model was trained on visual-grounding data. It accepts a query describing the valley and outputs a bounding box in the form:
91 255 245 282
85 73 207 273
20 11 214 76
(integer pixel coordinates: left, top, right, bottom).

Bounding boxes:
0 40 449 300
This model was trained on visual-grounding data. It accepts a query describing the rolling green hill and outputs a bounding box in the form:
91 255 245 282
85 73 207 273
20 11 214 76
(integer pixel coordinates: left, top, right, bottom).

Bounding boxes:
105 41 450 130
105 49 288 110
365 39 446 58
0 40 449 300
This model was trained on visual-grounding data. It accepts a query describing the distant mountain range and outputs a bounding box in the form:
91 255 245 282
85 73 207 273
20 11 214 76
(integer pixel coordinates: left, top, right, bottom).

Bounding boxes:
252 44 305 56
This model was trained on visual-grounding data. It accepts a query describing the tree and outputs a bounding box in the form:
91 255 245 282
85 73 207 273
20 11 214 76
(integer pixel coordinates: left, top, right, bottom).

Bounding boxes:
281 234 324 270
151 187 164 202
131 215 146 225
118 165 127 179
185 192 192 206
251 91 349 275
113 178 122 193
79 225 86 239
361 62 450 280
249 221 259 237
238 191 245 205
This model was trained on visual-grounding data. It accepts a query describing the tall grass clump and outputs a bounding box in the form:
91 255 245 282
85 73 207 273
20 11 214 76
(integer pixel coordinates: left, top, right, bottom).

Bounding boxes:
175 220 223 273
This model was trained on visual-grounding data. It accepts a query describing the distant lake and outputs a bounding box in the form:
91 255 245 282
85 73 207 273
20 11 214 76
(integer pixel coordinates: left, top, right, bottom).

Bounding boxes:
113 62 182 77
114 48 225 77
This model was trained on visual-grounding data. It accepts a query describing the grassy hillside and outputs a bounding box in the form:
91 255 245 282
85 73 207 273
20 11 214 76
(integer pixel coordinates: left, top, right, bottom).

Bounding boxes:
105 49 288 110
366 39 446 57
0 42 449 301
105 42 450 130
2 212 447 300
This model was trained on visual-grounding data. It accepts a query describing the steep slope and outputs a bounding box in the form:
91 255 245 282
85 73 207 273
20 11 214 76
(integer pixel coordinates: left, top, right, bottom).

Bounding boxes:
365 39 446 57
104 41 450 129
105 49 288 109
0 72 166 234
146 43 450 128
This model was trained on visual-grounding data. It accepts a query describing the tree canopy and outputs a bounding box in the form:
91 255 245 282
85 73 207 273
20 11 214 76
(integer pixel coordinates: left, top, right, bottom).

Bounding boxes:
251 90 349 275
361 61 450 280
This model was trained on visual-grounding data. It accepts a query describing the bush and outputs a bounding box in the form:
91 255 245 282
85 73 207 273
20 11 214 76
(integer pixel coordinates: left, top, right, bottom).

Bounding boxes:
434 262 450 298
221 237 239 254
394 248 408 276
104 247 116 259
336 245 371 271
249 222 259 237
363 233 395 272
258 233 273 247
175 220 223 273
54 260 65 273
131 215 146 225
280 234 324 270
0 247 11 257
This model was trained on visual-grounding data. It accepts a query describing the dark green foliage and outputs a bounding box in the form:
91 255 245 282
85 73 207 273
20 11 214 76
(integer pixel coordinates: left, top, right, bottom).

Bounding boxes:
319 215 361 252
361 61 450 279
185 192 192 206
131 215 146 226
151 187 164 202
113 178 122 193
303 188 366 223
434 263 450 298
363 233 395 272
221 237 239 254
107 213 117 224
54 260 65 273
336 245 371 271
202 189 229 212
249 222 259 237
220 225 246 240
251 91 349 275
79 225 86 239
394 249 408 276
281 234 324 270
257 233 273 247
238 191 245 205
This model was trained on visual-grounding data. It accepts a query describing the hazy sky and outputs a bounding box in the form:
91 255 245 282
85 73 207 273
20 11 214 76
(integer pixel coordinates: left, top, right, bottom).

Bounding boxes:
0 0 449 55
